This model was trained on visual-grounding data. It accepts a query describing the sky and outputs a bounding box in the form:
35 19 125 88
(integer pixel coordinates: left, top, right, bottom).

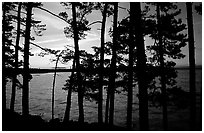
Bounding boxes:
27 2 202 68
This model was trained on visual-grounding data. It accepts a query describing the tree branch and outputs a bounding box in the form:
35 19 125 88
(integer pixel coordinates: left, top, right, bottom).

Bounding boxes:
30 41 48 51
87 20 102 27
35 7 69 25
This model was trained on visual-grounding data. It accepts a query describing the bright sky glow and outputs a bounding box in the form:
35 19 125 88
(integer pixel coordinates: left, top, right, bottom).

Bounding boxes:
27 2 202 68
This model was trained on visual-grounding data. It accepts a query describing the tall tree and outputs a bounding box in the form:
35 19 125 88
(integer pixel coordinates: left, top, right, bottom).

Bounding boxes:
2 2 6 114
186 2 196 130
157 3 168 130
10 2 22 112
59 2 94 123
108 2 118 126
72 2 84 123
2 2 8 115
63 59 76 123
98 3 108 124
2 2 16 113
145 2 187 130
22 2 33 116
134 2 149 130
126 2 134 129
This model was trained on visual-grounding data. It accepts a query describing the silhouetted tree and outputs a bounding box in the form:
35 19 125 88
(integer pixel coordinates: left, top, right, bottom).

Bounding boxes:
2 2 15 116
63 59 76 123
145 2 187 130
2 2 7 115
108 2 118 126
156 3 168 130
72 2 84 123
186 2 196 130
98 3 108 124
126 2 134 129
10 2 22 112
134 2 149 130
59 2 95 123
2 2 44 115
2 2 17 114
22 2 33 116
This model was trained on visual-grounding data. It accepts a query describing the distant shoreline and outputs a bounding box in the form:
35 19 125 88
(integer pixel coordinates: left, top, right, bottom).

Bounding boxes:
175 65 202 70
6 65 202 74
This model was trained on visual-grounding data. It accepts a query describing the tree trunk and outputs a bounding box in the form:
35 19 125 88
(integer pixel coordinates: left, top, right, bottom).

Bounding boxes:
98 3 108 124
22 2 32 116
134 2 149 130
2 2 7 115
108 2 118 126
105 87 110 124
51 52 62 120
126 2 135 129
10 2 22 112
157 4 168 130
72 2 84 123
63 59 76 123
186 2 196 130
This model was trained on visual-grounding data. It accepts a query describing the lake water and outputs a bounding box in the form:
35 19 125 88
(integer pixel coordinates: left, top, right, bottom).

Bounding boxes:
5 69 202 130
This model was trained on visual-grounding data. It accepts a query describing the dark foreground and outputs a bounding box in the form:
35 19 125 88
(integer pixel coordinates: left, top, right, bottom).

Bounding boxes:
3 109 129 131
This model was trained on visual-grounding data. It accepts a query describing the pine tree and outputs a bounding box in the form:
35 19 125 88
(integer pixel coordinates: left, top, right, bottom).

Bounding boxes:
146 2 187 130
108 2 118 126
156 3 168 130
72 2 84 123
186 2 196 130
63 59 76 123
126 2 134 129
134 2 149 130
98 3 108 124
10 2 22 112
59 2 94 123
22 2 33 116
2 2 16 113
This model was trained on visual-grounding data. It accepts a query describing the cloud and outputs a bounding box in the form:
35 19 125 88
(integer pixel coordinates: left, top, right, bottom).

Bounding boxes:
34 12 67 30
33 38 64 44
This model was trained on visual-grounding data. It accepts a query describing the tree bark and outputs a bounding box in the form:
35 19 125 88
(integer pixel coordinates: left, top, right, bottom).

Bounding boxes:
134 2 149 130
72 2 84 123
10 2 22 112
157 4 168 130
22 2 32 116
186 2 196 130
98 3 108 124
108 2 118 126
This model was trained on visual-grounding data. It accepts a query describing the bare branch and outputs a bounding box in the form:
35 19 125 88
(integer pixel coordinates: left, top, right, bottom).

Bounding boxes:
87 20 102 27
30 41 48 51
118 6 130 13
35 7 69 25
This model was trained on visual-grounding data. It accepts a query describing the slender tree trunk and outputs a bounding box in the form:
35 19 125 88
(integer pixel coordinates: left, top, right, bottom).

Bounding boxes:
98 3 108 124
10 2 22 112
134 2 149 130
22 2 32 116
157 4 168 130
108 2 118 126
2 2 7 114
186 2 196 130
126 2 135 129
72 2 84 123
51 52 62 120
105 87 110 124
63 59 76 123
